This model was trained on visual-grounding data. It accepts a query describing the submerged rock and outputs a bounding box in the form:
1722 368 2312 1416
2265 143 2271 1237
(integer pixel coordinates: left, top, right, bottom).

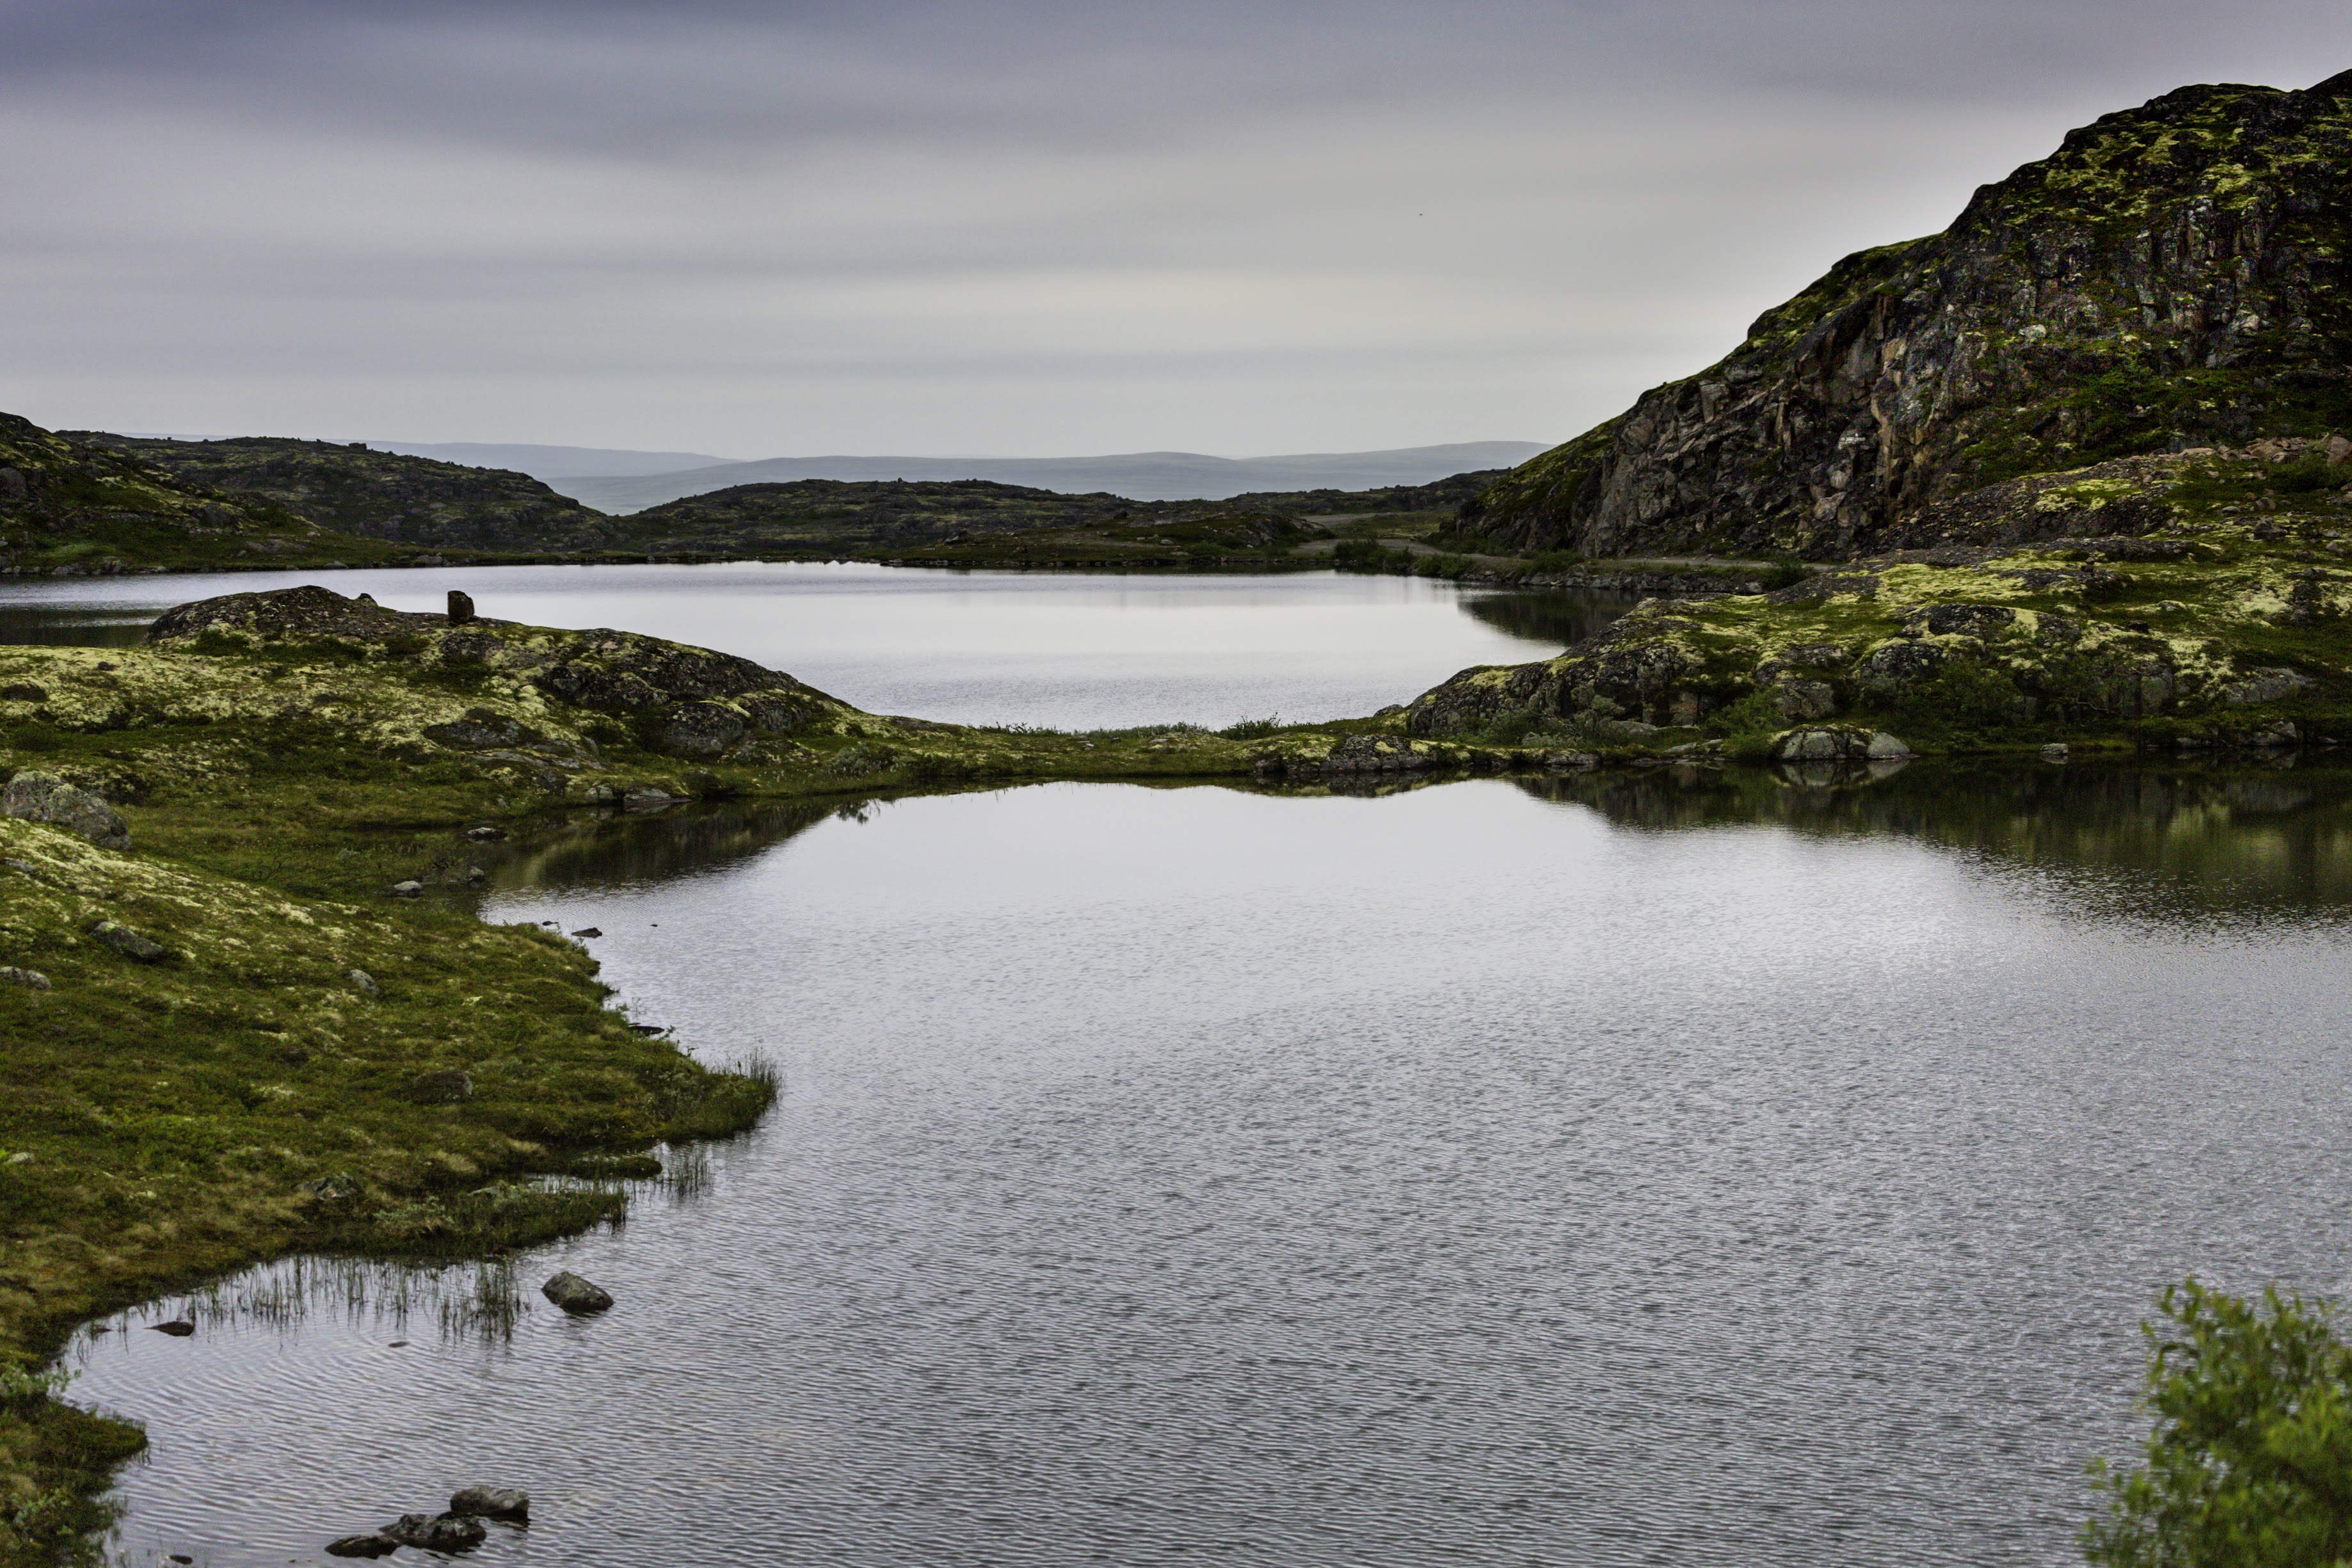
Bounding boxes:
150 1320 195 1337
324 1533 401 1559
542 1270 614 1315
384 1512 487 1552
2 771 130 851
449 1486 529 1522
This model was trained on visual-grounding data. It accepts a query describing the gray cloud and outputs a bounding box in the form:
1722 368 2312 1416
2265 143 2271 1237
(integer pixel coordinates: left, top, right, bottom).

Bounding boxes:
0 1 2341 455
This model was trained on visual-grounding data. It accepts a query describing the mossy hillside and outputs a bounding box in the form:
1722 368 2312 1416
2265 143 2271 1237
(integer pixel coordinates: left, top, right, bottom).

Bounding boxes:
75 435 623 556
1453 72 2352 559
0 416 401 579
0 807 773 1563
1409 460 2352 755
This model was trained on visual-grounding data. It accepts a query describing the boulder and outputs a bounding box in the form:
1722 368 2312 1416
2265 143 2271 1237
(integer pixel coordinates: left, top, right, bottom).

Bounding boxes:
384 1512 486 1552
0 966 50 990
2041 743 2070 762
390 880 424 898
1770 679 1837 721
423 708 525 749
1322 733 1428 773
347 969 378 998
88 920 166 963
1865 732 1913 759
541 1270 614 1315
449 1487 529 1523
409 1069 474 1105
2221 668 2315 707
658 700 748 758
2 772 130 851
324 1534 401 1558
447 589 476 625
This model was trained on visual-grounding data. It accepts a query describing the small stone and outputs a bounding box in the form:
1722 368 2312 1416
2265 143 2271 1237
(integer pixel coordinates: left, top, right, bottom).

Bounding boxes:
0 966 51 990
408 1069 474 1105
88 920 166 964
465 865 488 884
390 880 424 898
541 1270 614 1314
464 824 506 842
324 1534 399 1559
385 1513 486 1552
347 969 379 998
2 772 131 851
447 589 477 625
449 1486 530 1522
150 1320 196 1337
2041 742 2070 762
570 927 602 938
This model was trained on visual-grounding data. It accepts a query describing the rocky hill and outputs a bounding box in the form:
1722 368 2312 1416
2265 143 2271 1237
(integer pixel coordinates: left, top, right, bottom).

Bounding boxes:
0 413 396 575
79 433 626 554
1453 71 2352 560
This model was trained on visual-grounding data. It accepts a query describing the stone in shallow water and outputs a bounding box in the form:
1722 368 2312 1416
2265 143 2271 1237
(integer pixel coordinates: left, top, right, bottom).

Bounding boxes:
324 1535 399 1559
449 1485 529 1521
384 1512 487 1551
542 1270 614 1314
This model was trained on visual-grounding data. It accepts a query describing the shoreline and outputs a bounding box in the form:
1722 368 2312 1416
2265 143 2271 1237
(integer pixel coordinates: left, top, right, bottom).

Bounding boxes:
0 578 2338 1562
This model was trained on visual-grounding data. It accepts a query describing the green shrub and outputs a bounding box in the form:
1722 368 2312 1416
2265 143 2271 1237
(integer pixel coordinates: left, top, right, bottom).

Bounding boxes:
2086 1278 2352 1568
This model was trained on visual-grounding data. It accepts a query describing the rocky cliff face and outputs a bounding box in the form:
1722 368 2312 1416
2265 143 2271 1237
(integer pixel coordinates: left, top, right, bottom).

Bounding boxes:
1455 72 2352 561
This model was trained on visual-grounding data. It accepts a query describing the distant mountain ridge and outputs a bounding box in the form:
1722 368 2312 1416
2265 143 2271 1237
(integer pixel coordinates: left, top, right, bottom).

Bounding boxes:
374 442 741 478
551 442 1549 513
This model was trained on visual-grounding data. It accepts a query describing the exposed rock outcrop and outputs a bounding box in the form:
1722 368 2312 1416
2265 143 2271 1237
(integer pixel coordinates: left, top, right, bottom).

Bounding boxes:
1457 72 2352 560
1 772 130 851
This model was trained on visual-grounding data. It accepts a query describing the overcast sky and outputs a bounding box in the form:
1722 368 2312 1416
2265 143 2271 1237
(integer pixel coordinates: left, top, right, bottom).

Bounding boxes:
0 1 2339 458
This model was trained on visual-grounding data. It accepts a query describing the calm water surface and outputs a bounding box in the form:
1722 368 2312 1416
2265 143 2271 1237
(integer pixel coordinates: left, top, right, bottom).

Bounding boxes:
0 563 1626 728
69 761 2352 1568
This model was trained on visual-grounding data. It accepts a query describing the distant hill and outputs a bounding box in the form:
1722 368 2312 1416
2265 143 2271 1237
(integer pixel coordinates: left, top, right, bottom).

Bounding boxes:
373 442 741 479
77 435 629 553
554 442 1549 513
616 470 1504 558
0 415 396 575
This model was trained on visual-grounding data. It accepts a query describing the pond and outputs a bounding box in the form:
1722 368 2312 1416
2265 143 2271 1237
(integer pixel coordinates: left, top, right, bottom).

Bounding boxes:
67 758 2352 1568
0 563 1632 730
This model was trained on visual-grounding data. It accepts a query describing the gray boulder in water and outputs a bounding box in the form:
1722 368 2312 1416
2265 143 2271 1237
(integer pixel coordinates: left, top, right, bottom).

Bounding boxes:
449 1486 529 1521
383 1512 487 1551
1 772 129 851
541 1270 614 1314
324 1533 399 1558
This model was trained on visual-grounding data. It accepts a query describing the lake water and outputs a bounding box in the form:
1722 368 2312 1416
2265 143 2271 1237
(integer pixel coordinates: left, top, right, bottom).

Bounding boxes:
0 563 1624 730
67 758 2352 1568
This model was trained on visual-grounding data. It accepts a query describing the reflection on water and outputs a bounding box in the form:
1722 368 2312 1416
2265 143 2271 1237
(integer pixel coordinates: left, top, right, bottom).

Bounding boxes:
0 605 152 646
1523 756 2352 915
1458 588 1640 648
72 762 2352 1568
0 563 1631 727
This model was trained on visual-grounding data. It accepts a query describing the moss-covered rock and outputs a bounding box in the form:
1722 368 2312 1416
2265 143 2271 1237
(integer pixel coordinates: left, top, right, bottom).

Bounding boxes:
1413 444 2352 753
